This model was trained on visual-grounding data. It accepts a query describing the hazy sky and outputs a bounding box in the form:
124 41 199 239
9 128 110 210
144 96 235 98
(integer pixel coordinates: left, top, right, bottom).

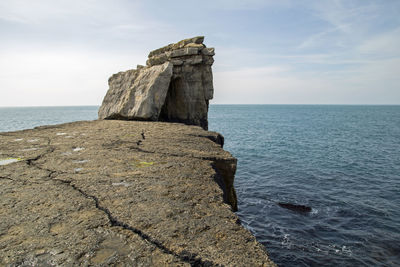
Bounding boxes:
1 0 399 106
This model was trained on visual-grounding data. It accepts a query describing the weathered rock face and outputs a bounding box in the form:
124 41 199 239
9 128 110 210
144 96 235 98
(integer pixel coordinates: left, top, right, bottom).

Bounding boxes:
98 62 173 121
98 36 215 130
0 121 275 266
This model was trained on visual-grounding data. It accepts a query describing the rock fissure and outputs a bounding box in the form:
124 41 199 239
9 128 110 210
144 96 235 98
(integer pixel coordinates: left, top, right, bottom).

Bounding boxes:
22 139 220 267
1 119 276 266
25 150 57 180
54 175 219 266
106 137 237 211
0 175 13 181
123 147 238 210
188 134 224 148
128 146 156 154
210 160 238 212
25 139 53 166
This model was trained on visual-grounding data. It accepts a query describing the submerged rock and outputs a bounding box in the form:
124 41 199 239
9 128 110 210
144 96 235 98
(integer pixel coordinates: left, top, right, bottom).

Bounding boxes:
278 202 312 213
98 37 215 130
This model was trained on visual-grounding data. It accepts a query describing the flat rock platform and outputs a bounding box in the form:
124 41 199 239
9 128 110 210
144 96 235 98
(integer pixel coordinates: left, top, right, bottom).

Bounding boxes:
0 120 275 266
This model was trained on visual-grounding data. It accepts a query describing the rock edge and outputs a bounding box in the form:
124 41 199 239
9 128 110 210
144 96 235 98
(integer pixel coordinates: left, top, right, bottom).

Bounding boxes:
0 120 275 266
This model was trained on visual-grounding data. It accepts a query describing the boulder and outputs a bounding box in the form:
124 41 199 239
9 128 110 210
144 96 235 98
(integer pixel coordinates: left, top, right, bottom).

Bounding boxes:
278 202 312 213
98 36 214 130
98 62 173 121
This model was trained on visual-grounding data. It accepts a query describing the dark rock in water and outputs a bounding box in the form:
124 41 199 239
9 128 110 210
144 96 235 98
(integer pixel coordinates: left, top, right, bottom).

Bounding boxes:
278 202 312 213
98 36 215 130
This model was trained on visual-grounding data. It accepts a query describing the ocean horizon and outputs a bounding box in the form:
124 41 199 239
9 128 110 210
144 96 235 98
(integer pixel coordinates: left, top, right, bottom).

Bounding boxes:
1 105 399 266
1 104 399 133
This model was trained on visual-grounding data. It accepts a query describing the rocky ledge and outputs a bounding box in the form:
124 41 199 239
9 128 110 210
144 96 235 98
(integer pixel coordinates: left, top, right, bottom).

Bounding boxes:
0 120 275 266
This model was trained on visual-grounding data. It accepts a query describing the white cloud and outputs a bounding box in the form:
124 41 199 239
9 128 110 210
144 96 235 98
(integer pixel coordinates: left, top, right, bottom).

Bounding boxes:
358 27 400 57
0 0 174 45
297 0 381 51
0 47 146 106
213 66 326 104
0 0 138 24
0 0 182 107
194 0 295 11
311 0 378 33
213 55 400 104
297 25 350 50
0 0 399 106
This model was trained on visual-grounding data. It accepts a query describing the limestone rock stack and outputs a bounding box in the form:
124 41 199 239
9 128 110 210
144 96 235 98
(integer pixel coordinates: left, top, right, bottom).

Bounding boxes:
98 36 215 130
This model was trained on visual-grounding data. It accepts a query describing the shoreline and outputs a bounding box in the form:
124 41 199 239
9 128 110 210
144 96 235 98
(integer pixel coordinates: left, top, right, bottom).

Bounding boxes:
0 120 275 266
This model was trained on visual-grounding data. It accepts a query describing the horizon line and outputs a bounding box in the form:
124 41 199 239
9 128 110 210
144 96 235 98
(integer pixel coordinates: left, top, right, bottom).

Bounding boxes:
1 103 400 108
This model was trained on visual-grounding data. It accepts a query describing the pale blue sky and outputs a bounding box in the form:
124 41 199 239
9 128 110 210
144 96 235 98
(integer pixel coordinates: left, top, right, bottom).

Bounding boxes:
1 0 399 106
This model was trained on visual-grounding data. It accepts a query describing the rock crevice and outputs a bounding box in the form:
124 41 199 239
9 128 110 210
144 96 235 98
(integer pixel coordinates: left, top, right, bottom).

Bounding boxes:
211 158 238 212
98 37 214 130
0 120 275 266
27 147 219 266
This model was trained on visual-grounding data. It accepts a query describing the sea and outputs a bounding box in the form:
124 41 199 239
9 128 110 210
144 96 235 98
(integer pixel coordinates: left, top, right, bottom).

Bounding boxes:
1 105 399 266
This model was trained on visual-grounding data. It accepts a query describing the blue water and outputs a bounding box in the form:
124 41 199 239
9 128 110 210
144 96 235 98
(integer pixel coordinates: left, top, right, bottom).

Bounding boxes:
0 106 99 132
209 105 400 267
1 105 399 266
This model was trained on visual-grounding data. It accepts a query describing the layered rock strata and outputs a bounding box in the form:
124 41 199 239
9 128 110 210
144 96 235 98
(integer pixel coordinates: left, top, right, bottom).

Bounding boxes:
0 121 275 266
98 36 215 130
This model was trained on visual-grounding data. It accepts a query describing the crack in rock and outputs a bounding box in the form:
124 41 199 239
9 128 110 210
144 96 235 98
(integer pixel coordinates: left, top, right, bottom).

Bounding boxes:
56 178 219 267
23 139 220 267
0 175 13 181
124 147 238 211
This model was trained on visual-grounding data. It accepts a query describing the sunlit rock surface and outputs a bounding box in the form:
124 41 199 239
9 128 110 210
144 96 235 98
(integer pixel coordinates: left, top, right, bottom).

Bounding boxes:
98 37 215 130
0 120 275 266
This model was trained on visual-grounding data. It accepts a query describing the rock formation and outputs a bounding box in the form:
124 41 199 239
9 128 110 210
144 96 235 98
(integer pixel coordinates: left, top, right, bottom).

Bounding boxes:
0 120 275 266
98 36 215 130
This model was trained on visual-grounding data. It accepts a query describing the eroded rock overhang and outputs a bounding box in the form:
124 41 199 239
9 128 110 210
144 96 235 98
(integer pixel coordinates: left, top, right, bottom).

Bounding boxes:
98 36 215 130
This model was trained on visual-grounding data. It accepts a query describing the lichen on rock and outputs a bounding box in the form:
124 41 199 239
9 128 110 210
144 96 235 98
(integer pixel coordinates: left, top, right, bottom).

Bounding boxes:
98 36 215 130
